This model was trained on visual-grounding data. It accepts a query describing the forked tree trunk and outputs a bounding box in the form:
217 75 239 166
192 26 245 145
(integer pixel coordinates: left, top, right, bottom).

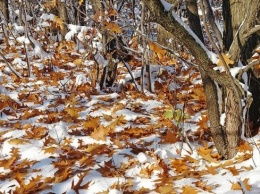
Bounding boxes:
143 0 259 159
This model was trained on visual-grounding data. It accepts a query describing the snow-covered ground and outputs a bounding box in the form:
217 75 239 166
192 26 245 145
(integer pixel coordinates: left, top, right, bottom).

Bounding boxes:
0 1 260 193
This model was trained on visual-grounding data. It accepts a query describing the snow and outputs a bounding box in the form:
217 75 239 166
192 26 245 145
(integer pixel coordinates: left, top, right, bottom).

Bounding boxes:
40 13 55 21
94 52 109 67
220 113 226 126
0 1 260 194
137 152 148 163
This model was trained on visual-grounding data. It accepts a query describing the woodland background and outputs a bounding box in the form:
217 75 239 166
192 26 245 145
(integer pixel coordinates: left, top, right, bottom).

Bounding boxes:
0 0 260 193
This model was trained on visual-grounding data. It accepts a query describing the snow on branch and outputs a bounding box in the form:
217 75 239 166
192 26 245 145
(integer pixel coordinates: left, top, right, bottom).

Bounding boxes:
160 0 218 64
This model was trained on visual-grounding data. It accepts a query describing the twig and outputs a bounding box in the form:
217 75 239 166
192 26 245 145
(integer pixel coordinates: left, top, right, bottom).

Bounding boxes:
237 178 247 194
134 29 199 68
140 0 149 93
24 42 31 77
118 56 139 90
0 51 21 78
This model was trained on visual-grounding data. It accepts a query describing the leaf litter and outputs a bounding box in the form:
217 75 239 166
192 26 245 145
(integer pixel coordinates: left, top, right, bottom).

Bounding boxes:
0 31 260 194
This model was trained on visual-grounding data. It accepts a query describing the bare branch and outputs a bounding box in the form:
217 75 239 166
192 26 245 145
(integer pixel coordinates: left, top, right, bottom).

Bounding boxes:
244 25 260 38
200 1 229 75
0 51 22 79
202 0 223 50
133 29 199 68
142 0 232 87
238 59 260 80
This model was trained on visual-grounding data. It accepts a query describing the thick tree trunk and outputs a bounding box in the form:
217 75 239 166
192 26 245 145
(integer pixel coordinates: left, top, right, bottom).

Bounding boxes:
200 69 227 157
225 88 242 158
223 0 260 137
223 0 260 60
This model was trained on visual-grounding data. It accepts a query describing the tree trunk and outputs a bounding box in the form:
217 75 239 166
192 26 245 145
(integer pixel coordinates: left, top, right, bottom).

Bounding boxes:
0 0 9 22
143 0 250 159
199 68 227 157
57 1 69 39
223 0 260 137
186 0 204 42
223 0 260 60
79 0 86 25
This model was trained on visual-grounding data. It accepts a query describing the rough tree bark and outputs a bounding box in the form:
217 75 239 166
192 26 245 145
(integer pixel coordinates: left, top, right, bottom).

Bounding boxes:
143 0 259 159
0 0 9 22
223 0 260 137
186 0 204 42
57 1 69 39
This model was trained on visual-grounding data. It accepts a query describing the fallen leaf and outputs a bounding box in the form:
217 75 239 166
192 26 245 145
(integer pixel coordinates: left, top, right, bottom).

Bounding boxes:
197 114 208 130
217 53 235 67
237 141 253 153
226 166 239 176
65 107 79 119
82 117 100 130
193 180 214 192
8 138 30 145
182 185 199 194
231 178 252 191
149 41 167 59
42 146 58 154
91 125 110 141
158 184 175 194
197 146 219 163
160 130 179 144
206 165 218 175
103 21 122 33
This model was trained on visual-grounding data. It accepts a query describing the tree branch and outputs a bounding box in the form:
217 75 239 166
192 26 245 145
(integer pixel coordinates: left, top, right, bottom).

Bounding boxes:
200 0 243 104
238 58 260 80
142 0 231 87
244 25 260 38
202 0 223 50
0 51 22 78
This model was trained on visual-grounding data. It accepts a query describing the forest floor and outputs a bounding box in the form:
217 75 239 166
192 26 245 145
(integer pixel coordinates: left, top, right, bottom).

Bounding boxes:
0 31 260 194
